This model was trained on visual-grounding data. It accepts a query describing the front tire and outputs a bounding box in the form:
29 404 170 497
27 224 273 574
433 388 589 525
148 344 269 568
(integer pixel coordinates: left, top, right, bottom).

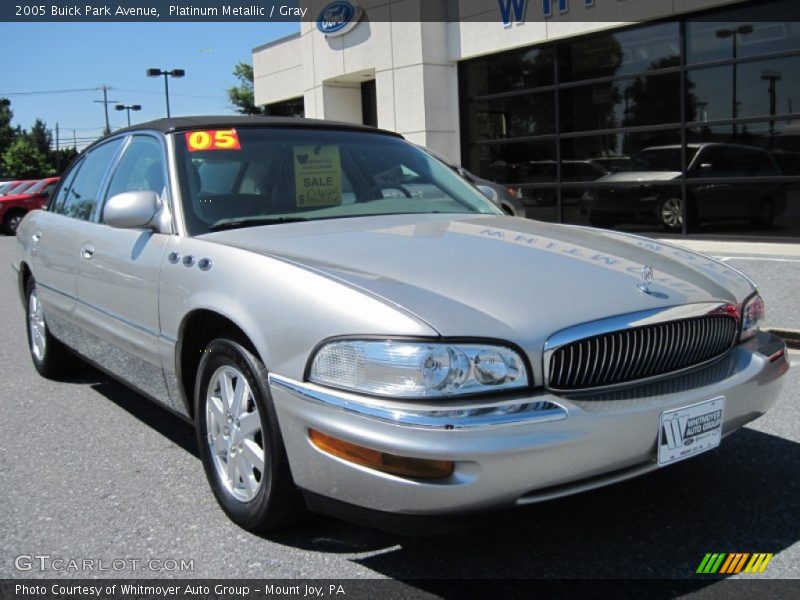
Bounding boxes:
25 278 75 378
658 197 684 232
3 210 25 235
195 338 301 531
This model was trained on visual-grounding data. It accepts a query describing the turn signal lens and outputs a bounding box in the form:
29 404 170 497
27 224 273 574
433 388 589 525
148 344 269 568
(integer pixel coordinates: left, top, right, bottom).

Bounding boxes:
309 430 454 480
740 294 765 342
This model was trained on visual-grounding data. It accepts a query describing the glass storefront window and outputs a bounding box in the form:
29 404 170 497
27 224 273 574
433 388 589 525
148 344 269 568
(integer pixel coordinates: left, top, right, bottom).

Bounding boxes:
558 21 679 83
560 72 682 133
463 91 556 140
687 1 800 65
465 140 558 185
461 46 554 99
688 55 800 123
560 130 682 178
458 0 800 239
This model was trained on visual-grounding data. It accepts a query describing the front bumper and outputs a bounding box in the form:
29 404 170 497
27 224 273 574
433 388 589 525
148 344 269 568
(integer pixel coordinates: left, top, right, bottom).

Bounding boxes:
269 332 788 516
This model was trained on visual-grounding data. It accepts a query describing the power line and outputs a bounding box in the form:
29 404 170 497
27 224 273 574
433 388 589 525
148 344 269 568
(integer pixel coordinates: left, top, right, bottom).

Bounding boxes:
0 87 100 97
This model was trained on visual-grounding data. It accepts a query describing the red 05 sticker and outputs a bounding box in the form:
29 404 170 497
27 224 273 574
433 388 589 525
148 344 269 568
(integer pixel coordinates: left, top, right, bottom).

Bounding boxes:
185 129 241 152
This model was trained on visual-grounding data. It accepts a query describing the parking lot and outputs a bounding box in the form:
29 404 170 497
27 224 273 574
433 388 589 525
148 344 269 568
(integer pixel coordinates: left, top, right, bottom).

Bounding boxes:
0 234 797 585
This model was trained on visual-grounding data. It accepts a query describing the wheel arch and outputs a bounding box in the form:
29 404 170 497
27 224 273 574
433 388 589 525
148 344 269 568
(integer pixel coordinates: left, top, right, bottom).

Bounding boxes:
176 308 261 420
18 261 33 306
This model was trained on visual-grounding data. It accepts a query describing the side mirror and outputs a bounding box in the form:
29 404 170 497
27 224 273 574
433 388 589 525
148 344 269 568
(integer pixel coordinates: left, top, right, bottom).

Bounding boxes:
476 184 500 206
103 191 161 229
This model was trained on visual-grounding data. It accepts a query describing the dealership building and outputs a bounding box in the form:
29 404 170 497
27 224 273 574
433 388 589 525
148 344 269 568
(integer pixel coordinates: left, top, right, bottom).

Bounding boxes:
253 0 800 239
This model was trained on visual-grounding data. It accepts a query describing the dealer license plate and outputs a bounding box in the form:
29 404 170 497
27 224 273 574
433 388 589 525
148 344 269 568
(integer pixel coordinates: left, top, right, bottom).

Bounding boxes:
658 397 725 466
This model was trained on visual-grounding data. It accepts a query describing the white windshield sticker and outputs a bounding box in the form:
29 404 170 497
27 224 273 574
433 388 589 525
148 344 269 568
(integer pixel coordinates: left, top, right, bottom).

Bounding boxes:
294 145 342 208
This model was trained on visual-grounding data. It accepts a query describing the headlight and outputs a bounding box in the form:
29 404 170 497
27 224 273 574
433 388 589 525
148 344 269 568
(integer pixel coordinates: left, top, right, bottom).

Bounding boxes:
308 340 529 398
740 293 765 341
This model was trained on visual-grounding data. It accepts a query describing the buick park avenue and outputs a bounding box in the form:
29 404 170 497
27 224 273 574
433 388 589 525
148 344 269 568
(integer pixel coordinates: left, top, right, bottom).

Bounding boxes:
13 117 788 531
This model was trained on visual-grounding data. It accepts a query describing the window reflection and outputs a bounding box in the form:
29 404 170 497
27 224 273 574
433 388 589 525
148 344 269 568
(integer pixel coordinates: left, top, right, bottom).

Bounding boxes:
558 22 679 82
457 0 800 239
461 47 554 98
689 56 800 124
561 71 682 133
465 92 555 139
687 1 800 65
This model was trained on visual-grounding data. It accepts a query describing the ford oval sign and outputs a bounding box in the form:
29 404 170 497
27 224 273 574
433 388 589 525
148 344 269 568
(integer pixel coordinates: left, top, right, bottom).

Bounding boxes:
316 1 363 37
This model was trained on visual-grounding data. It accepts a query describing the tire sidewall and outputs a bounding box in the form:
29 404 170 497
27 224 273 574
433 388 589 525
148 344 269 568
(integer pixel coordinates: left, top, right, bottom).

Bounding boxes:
25 278 48 374
194 339 286 529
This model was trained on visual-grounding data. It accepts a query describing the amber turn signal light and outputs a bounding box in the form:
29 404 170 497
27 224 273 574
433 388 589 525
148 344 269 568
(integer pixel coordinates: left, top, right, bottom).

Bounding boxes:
308 429 454 480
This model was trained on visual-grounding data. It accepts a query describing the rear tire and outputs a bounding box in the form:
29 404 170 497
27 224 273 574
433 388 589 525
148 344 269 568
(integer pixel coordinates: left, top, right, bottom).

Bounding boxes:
25 278 75 379
750 198 775 228
195 338 302 532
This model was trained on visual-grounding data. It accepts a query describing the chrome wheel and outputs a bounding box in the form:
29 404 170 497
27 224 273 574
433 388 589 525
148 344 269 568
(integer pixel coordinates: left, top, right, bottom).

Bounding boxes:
205 365 265 502
660 197 683 231
28 288 47 361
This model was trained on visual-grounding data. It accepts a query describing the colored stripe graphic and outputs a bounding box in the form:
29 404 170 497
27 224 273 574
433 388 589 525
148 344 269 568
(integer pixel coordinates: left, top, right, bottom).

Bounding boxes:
697 552 773 574
720 553 749 574
744 553 774 573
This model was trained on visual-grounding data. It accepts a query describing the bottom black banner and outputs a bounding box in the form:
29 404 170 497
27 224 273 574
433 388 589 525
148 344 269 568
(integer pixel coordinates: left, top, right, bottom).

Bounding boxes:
2 579 799 600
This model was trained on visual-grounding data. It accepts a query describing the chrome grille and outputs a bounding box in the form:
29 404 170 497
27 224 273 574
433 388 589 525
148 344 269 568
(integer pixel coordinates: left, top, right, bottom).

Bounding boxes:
547 316 738 391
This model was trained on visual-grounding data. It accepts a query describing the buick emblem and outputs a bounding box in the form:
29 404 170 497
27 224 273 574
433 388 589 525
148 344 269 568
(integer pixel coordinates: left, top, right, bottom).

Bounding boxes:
638 265 654 294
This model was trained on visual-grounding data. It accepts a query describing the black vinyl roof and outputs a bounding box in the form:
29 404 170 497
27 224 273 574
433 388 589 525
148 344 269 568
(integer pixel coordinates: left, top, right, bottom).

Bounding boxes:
113 115 401 138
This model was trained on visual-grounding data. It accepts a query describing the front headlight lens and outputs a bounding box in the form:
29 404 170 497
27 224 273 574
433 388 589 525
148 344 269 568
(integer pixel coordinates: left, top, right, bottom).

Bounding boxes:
740 293 765 341
309 340 529 398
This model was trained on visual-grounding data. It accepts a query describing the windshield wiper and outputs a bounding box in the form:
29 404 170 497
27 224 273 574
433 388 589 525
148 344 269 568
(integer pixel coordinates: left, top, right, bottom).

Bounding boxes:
208 217 309 232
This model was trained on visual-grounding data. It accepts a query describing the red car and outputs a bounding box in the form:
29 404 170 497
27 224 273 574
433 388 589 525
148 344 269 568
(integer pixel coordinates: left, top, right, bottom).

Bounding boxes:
0 180 37 196
0 177 59 235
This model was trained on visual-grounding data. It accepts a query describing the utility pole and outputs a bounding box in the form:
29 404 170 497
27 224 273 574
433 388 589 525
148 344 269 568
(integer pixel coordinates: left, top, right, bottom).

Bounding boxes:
93 85 118 135
55 123 60 173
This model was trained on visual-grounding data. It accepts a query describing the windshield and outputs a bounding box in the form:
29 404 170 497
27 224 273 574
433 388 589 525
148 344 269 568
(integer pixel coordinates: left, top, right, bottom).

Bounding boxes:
620 147 699 173
174 127 500 235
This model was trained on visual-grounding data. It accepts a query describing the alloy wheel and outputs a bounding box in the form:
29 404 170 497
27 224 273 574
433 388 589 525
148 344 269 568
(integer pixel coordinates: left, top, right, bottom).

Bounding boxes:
28 289 47 361
205 365 265 502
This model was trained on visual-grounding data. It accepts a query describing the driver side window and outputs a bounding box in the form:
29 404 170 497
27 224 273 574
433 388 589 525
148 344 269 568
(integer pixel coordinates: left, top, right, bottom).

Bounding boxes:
105 136 167 205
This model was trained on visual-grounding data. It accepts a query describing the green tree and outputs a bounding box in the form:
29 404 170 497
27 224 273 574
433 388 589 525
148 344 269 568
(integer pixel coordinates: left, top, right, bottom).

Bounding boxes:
2 136 54 178
227 62 267 115
0 98 16 171
53 147 79 174
27 119 53 159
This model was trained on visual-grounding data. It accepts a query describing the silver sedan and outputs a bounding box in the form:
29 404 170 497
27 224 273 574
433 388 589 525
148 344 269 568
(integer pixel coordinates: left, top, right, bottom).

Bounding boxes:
13 116 788 532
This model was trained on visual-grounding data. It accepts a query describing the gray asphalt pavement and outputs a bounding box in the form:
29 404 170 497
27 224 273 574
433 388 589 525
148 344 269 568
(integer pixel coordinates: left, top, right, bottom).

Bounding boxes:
0 235 798 586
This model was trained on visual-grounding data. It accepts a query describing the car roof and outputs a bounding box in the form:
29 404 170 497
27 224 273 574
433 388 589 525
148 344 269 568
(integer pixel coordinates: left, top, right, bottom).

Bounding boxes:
111 115 402 137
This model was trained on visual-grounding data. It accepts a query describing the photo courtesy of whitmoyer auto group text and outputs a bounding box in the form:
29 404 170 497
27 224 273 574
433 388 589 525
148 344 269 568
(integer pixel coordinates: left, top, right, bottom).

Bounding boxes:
0 0 799 598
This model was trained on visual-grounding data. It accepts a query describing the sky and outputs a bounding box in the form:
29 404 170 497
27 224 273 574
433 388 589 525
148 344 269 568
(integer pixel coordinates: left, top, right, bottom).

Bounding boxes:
0 21 300 148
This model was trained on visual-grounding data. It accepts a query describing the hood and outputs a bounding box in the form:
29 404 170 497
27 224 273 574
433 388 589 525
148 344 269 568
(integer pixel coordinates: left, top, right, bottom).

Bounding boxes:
202 214 753 349
598 171 681 183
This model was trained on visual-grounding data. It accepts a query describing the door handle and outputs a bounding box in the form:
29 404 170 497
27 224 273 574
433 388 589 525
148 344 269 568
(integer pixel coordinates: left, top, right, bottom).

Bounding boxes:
31 230 42 242
80 242 95 260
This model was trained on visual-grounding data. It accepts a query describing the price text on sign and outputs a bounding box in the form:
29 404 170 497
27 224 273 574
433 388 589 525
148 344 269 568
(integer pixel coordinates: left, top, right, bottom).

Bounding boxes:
185 129 241 152
293 145 342 208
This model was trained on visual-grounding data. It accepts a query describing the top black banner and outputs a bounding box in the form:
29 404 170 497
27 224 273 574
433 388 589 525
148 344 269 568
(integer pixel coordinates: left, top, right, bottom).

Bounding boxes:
0 0 791 23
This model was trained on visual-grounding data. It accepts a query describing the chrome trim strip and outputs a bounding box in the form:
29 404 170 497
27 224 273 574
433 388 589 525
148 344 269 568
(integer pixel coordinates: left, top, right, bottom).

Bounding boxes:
543 302 737 392
268 374 568 430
